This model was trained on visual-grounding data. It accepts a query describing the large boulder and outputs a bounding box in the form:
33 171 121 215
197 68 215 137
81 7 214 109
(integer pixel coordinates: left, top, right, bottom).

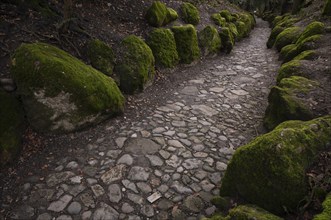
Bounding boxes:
11 42 125 133
171 25 200 64
0 88 24 166
147 28 179 68
296 21 325 44
263 76 326 130
180 2 200 25
211 13 226 27
145 1 178 27
198 25 222 56
220 116 331 214
87 39 115 77
274 26 302 51
115 35 155 94
219 27 234 54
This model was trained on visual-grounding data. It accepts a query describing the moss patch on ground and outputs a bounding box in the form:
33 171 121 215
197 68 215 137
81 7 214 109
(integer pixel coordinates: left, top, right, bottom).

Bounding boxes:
220 116 331 214
11 42 125 133
314 193 331 220
180 2 200 25
263 76 319 130
115 35 155 94
0 88 24 166
198 25 222 56
275 26 302 51
147 28 179 68
87 39 115 77
171 24 200 64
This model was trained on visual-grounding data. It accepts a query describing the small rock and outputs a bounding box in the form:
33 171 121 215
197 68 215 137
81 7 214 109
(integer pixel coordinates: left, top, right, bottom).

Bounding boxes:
146 155 164 166
100 164 126 184
48 194 72 212
91 184 105 197
36 213 52 220
128 166 150 181
183 195 204 213
92 202 119 220
108 184 122 203
117 154 133 165
121 203 134 213
141 205 154 217
67 201 82 214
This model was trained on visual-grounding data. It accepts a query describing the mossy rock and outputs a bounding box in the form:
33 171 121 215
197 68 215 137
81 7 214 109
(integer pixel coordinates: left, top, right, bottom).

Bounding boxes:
145 1 168 27
220 115 331 214
0 88 24 166
235 21 248 40
274 27 302 51
239 13 255 30
115 35 155 94
87 39 115 77
219 27 234 54
272 15 284 28
147 28 179 68
180 2 200 25
279 44 297 61
171 24 200 64
267 25 285 48
314 192 331 219
277 60 303 83
164 7 178 24
263 76 319 130
198 25 221 56
293 50 317 61
297 34 322 53
296 21 325 44
226 23 239 40
211 196 231 211
323 0 331 16
211 13 226 27
11 43 125 133
228 205 284 220
219 10 233 22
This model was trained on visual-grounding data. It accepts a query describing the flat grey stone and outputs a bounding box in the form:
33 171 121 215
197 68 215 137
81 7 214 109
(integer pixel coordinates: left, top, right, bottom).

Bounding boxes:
108 184 122 203
56 215 72 220
48 194 72 212
122 179 138 193
91 184 105 197
83 166 97 177
128 215 141 220
127 193 143 204
115 137 127 148
200 180 215 192
67 184 86 197
205 206 217 216
100 164 126 184
182 158 203 169
159 150 171 159
171 181 193 194
92 203 119 220
209 87 225 93
128 166 150 181
231 89 249 96
121 203 134 213
157 199 173 210
172 209 186 220
79 192 95 208
136 182 152 193
67 201 82 214
146 155 164 166
81 211 92 220
168 140 185 148
166 155 182 168
152 127 166 133
106 150 121 159
216 161 227 171
66 161 79 169
191 105 218 116
172 120 186 127
36 213 52 220
117 154 133 165
46 171 74 187
10 205 35 219
181 86 199 95
141 205 154 217
125 138 160 155
183 195 204 213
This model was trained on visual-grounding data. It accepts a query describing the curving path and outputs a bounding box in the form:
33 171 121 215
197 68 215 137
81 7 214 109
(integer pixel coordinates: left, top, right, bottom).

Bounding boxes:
2 19 280 220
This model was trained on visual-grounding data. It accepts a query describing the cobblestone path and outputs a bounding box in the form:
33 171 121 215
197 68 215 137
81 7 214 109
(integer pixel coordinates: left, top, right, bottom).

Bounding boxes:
2 19 280 220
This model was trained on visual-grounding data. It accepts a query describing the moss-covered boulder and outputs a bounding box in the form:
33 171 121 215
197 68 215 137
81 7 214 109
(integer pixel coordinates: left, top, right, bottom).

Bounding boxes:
145 1 167 27
219 27 234 54
211 13 226 27
87 39 115 77
293 50 317 61
0 88 24 166
198 25 222 56
263 76 321 130
228 205 283 220
11 42 125 133
171 25 200 64
219 10 233 22
323 0 331 16
147 28 179 68
180 2 200 25
220 116 331 214
115 35 155 94
164 7 178 24
279 43 296 61
267 25 285 48
296 21 325 44
314 193 331 219
274 26 302 51
226 23 239 40
235 21 248 40
277 60 303 83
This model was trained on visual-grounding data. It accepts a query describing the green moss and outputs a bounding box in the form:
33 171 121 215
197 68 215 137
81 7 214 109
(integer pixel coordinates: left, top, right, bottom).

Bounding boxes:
297 34 322 53
275 27 302 51
293 50 316 61
180 2 200 25
87 39 115 77
228 205 283 220
323 0 331 16
147 28 179 68
164 7 178 24
202 214 228 220
279 44 296 61
219 10 233 22
211 13 226 27
211 196 231 211
171 25 200 64
115 35 155 94
145 1 168 27
0 89 24 166
235 21 248 40
314 193 331 220
267 25 285 48
272 15 284 28
219 27 234 54
226 23 239 40
198 25 221 56
277 60 303 83
263 76 318 130
11 42 124 133
296 22 325 44
221 116 331 214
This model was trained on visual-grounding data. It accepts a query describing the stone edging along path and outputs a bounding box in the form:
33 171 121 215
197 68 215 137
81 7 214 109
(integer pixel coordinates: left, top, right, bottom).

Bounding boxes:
2 18 280 220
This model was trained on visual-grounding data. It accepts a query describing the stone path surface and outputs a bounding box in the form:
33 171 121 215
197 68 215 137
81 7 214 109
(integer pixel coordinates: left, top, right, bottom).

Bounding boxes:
2 19 280 220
